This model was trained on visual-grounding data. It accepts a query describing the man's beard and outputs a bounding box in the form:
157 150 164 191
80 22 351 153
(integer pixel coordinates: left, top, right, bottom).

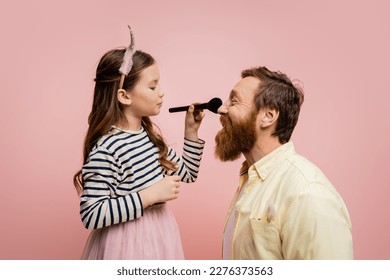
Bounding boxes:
215 111 257 162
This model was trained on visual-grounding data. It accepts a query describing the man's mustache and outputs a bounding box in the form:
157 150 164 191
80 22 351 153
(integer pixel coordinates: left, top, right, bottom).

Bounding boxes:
219 114 232 128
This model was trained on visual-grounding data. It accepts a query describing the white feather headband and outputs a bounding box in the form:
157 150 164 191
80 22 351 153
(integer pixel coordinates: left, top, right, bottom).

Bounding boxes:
119 25 136 90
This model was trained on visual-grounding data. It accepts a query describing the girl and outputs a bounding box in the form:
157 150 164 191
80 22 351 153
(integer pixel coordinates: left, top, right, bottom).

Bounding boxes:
73 35 205 259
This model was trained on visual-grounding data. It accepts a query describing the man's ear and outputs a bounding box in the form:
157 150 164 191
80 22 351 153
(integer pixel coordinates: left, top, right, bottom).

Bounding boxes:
260 108 279 128
117 89 132 105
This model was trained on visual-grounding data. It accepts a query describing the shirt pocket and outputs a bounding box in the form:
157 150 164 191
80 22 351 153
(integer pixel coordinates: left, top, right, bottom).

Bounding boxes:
248 218 282 259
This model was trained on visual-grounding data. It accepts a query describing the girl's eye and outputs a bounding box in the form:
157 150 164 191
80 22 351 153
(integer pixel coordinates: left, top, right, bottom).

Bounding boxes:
150 87 156 90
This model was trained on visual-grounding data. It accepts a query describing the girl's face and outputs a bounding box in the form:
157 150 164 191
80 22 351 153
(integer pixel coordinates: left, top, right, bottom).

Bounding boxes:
127 63 164 118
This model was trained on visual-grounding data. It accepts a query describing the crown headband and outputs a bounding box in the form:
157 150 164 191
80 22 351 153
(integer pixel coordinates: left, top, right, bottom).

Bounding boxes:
119 25 136 90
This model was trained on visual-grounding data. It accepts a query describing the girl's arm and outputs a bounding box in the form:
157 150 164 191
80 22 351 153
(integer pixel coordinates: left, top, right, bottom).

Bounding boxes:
165 139 205 182
165 105 206 182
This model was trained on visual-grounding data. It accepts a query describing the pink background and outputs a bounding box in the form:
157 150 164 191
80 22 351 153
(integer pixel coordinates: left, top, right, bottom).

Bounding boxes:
0 0 389 259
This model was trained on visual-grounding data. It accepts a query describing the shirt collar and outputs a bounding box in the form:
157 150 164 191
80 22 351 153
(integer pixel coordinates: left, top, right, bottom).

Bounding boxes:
110 125 144 134
241 141 296 181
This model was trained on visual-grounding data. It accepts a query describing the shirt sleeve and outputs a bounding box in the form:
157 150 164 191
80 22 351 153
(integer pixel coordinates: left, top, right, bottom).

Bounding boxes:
165 138 205 183
281 183 354 259
80 146 143 230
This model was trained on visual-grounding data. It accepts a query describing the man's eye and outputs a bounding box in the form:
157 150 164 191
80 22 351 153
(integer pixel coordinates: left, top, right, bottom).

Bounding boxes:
150 87 156 90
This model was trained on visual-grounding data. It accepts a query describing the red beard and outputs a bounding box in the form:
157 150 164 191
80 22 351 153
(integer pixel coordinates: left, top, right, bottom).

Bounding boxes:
215 111 257 161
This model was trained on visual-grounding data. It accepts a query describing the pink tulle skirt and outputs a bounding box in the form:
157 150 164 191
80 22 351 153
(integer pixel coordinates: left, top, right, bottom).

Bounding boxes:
81 204 184 260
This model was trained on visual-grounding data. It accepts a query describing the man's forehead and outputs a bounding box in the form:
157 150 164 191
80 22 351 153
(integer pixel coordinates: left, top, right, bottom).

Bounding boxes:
232 76 261 97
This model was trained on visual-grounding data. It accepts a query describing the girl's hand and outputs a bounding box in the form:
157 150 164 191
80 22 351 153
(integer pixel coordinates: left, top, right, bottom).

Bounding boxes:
139 175 181 207
184 104 205 141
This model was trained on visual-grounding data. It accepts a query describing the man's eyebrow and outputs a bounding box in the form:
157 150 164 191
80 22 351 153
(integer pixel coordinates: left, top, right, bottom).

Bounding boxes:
230 90 239 99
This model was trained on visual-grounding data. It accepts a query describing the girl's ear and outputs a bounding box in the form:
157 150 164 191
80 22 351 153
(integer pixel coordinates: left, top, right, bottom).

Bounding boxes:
117 89 132 105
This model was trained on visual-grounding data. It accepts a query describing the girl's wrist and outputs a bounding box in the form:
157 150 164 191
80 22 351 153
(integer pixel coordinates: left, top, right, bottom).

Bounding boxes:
139 188 156 208
184 129 198 141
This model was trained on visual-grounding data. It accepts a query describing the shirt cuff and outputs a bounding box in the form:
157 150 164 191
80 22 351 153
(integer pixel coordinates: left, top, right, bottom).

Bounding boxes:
184 138 205 147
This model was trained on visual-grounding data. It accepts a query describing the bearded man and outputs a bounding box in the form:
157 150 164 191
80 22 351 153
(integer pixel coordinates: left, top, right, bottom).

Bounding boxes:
215 66 353 260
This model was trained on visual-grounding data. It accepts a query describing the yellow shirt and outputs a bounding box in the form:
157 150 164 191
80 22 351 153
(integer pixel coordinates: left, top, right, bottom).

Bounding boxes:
223 142 353 259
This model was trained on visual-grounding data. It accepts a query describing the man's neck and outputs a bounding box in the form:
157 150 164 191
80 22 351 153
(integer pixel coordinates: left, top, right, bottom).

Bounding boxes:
243 138 282 167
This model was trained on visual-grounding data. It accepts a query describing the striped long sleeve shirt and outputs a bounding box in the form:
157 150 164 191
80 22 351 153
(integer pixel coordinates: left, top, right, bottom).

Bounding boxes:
80 127 205 230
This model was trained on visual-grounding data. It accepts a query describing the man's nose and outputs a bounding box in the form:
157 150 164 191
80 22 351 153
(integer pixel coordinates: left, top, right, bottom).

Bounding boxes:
217 103 228 115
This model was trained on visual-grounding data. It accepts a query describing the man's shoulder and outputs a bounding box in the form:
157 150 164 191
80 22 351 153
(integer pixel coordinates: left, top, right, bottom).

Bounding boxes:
284 153 332 187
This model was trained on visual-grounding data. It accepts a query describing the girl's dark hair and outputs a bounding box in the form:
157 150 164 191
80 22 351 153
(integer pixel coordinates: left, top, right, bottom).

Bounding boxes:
73 49 176 194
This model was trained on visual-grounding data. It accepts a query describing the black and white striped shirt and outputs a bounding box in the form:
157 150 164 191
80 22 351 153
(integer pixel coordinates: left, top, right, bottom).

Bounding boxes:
80 127 205 229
